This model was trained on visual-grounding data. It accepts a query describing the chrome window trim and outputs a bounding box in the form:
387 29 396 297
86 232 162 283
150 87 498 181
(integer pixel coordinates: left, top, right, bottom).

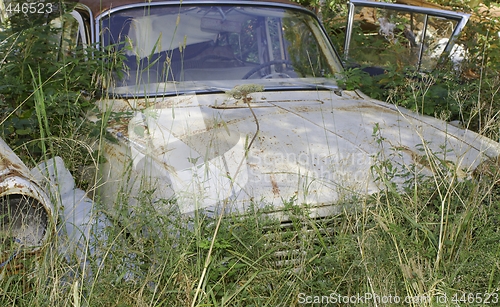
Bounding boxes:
75 3 94 44
70 10 88 48
348 0 470 20
93 0 316 47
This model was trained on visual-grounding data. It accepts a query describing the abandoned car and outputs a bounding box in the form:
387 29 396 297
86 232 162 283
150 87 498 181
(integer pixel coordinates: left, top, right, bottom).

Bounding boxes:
1 0 500 273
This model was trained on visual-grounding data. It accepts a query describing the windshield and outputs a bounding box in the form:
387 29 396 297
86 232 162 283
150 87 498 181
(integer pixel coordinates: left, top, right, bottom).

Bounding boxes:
99 4 343 96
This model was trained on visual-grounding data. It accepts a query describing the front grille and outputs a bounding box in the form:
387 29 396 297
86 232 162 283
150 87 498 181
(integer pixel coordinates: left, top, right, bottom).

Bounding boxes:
264 216 339 268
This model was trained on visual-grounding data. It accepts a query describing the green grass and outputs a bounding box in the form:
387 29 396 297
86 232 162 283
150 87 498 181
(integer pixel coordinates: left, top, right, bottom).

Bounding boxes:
1 157 499 306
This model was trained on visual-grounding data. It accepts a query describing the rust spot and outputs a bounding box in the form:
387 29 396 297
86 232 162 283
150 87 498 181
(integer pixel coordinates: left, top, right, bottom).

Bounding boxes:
333 103 394 114
291 106 318 113
270 174 280 196
107 116 133 138
154 96 197 108
0 159 25 179
394 144 436 172
272 99 323 104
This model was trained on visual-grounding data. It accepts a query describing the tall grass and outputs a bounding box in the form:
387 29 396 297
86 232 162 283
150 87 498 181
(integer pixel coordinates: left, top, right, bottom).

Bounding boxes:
2 145 499 306
3 99 500 306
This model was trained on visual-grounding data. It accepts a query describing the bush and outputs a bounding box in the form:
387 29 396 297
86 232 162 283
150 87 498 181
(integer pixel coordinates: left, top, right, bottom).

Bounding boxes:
0 1 100 163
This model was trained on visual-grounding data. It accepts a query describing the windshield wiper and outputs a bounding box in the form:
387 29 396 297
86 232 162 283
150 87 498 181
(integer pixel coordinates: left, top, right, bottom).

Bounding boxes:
109 81 343 99
261 81 343 96
108 86 232 99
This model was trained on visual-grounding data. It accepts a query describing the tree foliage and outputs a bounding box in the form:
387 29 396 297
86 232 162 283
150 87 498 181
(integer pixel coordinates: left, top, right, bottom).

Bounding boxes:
0 1 100 161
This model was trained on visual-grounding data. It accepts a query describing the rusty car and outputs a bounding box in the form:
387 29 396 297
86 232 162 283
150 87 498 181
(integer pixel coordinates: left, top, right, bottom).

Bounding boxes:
88 0 499 217
1 0 500 274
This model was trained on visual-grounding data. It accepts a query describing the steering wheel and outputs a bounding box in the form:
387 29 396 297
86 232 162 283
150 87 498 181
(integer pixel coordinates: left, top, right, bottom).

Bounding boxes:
242 60 293 79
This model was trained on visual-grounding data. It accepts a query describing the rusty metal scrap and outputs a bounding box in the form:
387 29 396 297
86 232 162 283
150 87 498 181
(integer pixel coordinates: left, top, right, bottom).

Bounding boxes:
0 138 55 277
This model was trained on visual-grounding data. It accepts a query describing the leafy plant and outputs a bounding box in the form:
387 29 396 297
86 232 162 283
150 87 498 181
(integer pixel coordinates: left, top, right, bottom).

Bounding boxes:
0 2 102 165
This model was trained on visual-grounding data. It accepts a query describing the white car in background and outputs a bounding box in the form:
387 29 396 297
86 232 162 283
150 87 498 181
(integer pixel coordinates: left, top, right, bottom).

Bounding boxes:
343 0 470 75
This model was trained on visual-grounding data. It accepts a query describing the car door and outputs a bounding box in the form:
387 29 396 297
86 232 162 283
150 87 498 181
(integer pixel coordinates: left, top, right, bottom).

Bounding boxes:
343 0 470 74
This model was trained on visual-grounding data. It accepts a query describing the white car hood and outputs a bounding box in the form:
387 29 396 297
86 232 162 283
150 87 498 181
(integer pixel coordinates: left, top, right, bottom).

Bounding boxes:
102 89 500 216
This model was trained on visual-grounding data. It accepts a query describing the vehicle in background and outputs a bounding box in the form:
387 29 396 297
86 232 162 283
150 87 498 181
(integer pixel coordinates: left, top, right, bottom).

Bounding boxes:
343 0 470 75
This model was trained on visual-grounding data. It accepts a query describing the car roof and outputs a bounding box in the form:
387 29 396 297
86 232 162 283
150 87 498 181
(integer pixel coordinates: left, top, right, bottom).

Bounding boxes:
71 0 304 17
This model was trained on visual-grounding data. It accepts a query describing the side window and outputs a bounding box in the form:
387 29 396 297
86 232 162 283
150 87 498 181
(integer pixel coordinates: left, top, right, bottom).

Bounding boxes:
344 4 465 73
284 15 330 77
347 7 426 70
419 16 459 70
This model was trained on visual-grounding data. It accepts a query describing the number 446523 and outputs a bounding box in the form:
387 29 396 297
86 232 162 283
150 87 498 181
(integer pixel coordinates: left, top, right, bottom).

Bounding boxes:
451 293 499 304
6 2 53 14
